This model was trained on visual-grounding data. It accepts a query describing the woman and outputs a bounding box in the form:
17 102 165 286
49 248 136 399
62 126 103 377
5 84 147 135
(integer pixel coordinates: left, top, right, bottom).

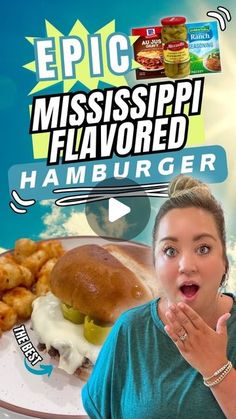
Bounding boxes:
82 175 236 418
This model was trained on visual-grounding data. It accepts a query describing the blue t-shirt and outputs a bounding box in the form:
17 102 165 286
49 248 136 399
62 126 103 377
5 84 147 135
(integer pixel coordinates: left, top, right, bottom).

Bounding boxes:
82 294 236 419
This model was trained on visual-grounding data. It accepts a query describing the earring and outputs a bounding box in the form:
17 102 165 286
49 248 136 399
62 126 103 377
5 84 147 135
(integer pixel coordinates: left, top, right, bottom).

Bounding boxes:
220 272 228 288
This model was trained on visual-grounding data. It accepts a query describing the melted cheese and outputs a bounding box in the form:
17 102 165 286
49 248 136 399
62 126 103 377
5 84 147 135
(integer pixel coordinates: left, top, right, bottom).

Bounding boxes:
31 292 102 374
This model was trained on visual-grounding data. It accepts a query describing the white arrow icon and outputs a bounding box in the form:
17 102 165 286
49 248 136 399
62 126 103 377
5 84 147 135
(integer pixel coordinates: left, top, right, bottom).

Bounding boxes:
108 198 131 223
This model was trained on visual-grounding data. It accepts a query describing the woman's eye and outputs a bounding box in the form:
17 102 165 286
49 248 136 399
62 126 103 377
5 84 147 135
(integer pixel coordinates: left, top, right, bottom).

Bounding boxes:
197 245 210 255
164 247 177 257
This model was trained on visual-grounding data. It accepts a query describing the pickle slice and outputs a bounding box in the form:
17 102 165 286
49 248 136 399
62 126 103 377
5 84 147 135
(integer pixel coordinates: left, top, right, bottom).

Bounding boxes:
84 316 112 345
61 303 85 324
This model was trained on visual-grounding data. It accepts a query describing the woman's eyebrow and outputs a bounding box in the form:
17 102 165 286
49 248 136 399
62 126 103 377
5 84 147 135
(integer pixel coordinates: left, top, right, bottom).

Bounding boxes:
159 236 178 243
193 233 217 241
159 233 217 243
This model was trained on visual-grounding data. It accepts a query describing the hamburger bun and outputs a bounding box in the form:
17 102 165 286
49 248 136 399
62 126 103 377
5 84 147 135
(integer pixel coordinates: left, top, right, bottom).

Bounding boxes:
103 243 158 297
32 242 158 379
50 244 156 324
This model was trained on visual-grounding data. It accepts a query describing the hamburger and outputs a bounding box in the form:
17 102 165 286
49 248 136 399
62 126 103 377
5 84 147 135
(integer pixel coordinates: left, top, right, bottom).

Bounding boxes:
31 243 158 380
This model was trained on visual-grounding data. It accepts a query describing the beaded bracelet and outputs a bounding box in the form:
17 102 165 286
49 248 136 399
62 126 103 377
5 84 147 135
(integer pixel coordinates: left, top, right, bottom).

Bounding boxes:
203 361 233 387
203 360 231 381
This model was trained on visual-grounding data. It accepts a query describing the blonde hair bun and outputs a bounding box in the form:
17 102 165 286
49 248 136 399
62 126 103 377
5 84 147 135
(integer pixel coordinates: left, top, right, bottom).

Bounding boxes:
169 175 211 199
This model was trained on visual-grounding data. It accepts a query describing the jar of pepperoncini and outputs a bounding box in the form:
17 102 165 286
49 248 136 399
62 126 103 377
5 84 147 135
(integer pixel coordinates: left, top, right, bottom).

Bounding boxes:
161 16 190 79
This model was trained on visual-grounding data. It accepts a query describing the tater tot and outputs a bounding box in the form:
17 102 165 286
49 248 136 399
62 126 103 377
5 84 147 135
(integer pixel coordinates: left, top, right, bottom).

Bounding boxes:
0 263 23 291
2 287 36 319
37 258 57 278
35 275 51 296
35 258 57 296
21 250 49 275
38 240 65 259
39 240 65 259
0 254 16 265
14 238 38 263
0 262 33 292
0 238 65 334
0 301 18 331
20 265 34 288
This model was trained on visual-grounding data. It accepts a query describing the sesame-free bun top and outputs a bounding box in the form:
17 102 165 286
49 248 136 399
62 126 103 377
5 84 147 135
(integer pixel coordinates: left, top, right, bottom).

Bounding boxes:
103 243 159 298
50 244 154 324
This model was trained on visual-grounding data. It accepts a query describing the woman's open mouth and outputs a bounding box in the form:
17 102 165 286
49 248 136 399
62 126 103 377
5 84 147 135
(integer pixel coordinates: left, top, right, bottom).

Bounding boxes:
179 284 200 301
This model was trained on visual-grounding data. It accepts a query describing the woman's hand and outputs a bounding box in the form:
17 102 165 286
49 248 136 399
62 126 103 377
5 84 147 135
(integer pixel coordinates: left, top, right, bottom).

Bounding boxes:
164 302 231 377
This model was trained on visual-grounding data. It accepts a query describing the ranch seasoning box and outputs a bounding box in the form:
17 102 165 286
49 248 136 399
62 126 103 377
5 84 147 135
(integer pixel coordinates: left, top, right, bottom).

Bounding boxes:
186 21 221 74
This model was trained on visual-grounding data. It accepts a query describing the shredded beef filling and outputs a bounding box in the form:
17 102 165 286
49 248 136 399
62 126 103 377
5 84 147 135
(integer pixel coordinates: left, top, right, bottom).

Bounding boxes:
48 346 60 358
37 342 46 351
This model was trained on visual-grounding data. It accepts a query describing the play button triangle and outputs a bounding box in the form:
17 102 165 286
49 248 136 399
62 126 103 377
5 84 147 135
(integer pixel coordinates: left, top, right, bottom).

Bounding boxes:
108 198 131 223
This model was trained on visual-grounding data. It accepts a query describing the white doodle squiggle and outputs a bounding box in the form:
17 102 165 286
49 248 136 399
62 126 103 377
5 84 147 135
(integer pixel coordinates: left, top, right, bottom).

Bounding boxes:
54 183 169 207
9 190 36 214
207 6 232 31
9 202 27 214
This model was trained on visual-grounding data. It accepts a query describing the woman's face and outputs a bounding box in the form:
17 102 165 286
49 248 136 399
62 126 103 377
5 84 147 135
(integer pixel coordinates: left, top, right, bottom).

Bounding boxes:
154 207 226 311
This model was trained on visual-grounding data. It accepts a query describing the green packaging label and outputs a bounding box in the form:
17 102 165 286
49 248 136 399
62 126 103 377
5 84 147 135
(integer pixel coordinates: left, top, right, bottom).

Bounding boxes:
187 21 221 74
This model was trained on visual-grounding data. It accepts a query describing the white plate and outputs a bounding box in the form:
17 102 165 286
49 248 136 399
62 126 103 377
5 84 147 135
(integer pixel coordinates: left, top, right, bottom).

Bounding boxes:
0 236 151 418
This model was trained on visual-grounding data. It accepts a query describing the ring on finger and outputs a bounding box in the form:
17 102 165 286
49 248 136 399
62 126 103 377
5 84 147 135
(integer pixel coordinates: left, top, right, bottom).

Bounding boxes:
179 332 188 342
177 327 186 337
